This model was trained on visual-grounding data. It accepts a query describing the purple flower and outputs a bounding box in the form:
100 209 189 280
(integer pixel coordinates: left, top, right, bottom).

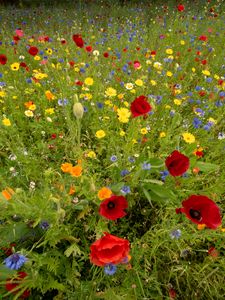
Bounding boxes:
104 263 117 275
4 253 27 270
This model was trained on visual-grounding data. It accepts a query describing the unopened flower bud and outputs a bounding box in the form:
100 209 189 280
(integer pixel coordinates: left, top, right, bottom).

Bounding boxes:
73 102 84 119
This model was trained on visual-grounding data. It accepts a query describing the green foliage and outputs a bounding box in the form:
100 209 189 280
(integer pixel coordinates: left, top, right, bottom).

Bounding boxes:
0 0 224 299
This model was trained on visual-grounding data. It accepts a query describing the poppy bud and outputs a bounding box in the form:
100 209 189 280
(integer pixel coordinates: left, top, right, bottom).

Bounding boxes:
73 102 84 119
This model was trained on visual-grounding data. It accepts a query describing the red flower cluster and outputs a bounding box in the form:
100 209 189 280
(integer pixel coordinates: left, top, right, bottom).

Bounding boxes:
0 54 7 65
165 150 190 176
72 34 84 48
28 46 38 56
99 195 128 220
177 4 185 12
5 272 30 299
130 95 152 118
90 233 130 266
176 195 221 229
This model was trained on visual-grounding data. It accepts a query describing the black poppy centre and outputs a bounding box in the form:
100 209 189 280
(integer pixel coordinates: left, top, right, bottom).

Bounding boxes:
107 201 116 209
189 209 202 221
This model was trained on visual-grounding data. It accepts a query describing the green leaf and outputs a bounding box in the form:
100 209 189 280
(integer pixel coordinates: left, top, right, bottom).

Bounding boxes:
148 158 164 168
146 184 176 200
142 188 153 208
110 182 124 193
142 179 164 185
64 243 82 257
195 162 219 172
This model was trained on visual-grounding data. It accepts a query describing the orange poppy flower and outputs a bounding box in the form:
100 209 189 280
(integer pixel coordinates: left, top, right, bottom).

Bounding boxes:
97 187 112 200
2 188 14 200
68 186 76 195
61 163 73 173
70 165 82 177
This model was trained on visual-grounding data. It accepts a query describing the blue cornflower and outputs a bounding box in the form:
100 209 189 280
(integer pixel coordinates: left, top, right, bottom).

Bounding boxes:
121 186 131 195
128 156 135 163
96 102 103 109
193 117 202 129
58 98 68 106
160 170 169 181
39 220 50 230
4 253 27 270
110 155 117 162
104 263 117 275
120 169 130 177
170 229 181 239
142 162 151 170
203 124 211 131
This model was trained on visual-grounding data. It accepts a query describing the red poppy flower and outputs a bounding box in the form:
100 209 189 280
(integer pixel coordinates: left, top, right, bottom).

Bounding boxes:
75 80 83 86
199 35 208 41
176 195 222 229
90 232 130 266
72 34 84 48
85 45 92 52
201 59 207 65
165 150 190 177
103 52 109 58
177 4 185 12
0 54 7 65
28 46 38 56
151 50 156 55
99 195 128 220
130 95 152 118
5 272 30 299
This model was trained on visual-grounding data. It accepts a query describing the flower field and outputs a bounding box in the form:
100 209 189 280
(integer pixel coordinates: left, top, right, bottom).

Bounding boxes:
0 0 224 299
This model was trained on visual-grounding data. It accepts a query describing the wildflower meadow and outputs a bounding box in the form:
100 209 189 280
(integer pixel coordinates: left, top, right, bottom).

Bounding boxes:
0 0 225 299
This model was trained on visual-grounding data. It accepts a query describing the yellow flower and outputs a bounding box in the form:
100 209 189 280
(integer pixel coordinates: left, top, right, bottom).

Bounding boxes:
10 62 20 71
153 62 162 70
46 48 53 55
45 108 55 115
117 108 131 123
182 132 196 144
130 89 136 94
159 132 166 138
29 104 36 111
166 71 173 77
165 105 171 109
105 100 113 107
118 93 124 99
105 87 117 97
214 74 219 80
180 40 185 45
132 139 138 144
120 130 126 137
98 187 112 200
2 118 11 126
24 110 34 117
0 91 6 97
150 80 157 86
208 117 217 124
87 151 97 159
135 79 144 87
84 77 94 86
95 130 106 139
140 128 147 135
202 70 210 76
174 99 182 105
124 101 129 107
192 68 196 73
166 48 173 55
34 55 41 61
